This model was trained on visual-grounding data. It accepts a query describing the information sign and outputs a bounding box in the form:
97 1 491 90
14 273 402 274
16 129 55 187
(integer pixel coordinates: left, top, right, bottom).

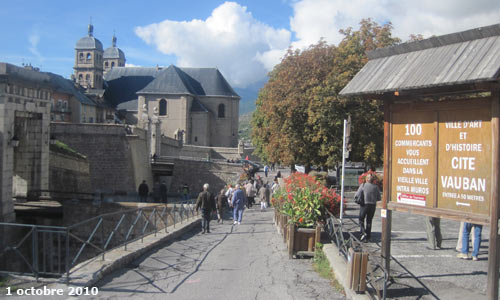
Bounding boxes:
391 111 435 207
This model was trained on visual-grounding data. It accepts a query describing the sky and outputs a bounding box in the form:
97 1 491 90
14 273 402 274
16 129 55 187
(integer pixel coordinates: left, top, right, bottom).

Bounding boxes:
1 0 499 89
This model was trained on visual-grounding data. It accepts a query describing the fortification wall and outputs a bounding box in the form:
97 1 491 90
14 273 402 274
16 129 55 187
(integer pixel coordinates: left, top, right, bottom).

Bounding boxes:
50 123 152 194
49 150 91 193
169 159 241 198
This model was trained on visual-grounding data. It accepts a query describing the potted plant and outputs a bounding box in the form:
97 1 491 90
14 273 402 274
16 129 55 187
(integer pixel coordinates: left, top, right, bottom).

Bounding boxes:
272 173 342 258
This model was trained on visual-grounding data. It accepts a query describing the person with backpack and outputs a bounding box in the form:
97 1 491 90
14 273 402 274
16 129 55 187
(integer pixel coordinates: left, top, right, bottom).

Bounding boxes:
355 174 381 242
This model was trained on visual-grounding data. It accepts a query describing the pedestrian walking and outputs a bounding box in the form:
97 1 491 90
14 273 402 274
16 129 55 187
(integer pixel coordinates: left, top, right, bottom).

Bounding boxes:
457 222 483 260
225 184 234 210
181 183 190 203
258 184 269 211
232 184 246 224
216 189 226 223
138 180 149 203
195 183 215 234
425 217 442 250
355 174 381 242
245 180 256 208
153 180 161 203
264 165 269 177
160 180 168 204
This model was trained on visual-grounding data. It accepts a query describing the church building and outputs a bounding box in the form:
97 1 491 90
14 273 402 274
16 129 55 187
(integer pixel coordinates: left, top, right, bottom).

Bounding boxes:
72 23 240 148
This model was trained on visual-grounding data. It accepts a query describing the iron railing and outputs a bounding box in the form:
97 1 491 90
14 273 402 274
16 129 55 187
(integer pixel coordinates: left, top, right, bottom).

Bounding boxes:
0 203 198 283
325 211 388 299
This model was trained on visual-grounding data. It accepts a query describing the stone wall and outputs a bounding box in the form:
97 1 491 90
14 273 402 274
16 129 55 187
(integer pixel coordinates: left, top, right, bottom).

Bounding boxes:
169 159 242 198
50 123 152 194
49 149 91 194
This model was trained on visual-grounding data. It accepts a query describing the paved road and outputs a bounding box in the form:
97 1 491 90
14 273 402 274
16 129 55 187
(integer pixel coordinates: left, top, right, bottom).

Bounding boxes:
84 207 345 300
341 203 490 299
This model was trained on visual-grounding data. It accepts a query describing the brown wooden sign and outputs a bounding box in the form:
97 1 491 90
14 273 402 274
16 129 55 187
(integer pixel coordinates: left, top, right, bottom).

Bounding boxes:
389 99 493 223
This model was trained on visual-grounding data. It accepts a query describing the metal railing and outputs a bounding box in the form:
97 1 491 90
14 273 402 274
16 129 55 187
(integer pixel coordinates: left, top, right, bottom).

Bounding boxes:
325 211 388 299
0 203 198 282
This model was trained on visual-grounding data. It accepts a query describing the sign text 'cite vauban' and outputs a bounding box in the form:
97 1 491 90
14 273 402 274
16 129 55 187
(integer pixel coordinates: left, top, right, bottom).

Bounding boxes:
390 103 492 216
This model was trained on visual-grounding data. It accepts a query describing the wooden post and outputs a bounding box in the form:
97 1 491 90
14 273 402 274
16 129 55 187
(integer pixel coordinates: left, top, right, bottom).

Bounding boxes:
288 223 295 259
487 91 500 300
315 224 321 247
381 98 392 277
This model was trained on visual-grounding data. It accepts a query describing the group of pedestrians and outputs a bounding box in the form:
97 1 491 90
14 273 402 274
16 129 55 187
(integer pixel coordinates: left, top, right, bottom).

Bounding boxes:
138 180 168 203
193 178 272 233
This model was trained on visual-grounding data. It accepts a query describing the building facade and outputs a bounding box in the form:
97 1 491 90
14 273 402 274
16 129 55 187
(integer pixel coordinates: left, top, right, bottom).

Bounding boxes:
0 63 52 222
74 24 104 89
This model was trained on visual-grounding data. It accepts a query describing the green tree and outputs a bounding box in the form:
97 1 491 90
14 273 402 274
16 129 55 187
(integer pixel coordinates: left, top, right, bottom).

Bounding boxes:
252 19 401 169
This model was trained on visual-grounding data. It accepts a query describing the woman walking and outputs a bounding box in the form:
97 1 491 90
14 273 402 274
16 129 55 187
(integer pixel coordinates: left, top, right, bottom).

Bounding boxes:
216 188 226 223
355 174 381 242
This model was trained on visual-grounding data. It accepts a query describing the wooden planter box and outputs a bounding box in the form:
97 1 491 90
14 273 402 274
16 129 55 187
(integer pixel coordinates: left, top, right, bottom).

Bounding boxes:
287 223 321 259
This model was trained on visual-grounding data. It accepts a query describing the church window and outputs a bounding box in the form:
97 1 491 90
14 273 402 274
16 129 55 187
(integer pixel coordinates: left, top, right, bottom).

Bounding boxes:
194 136 198 142
85 74 90 83
159 99 167 116
87 53 91 60
105 62 108 68
218 103 225 118
79 53 84 61
111 61 115 67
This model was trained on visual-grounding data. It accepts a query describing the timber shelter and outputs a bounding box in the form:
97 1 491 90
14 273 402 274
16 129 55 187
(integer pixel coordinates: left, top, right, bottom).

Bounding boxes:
340 23 500 299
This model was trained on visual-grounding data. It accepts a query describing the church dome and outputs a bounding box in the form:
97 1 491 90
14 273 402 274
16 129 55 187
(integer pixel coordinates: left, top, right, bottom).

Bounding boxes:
75 24 103 51
103 34 125 59
104 47 125 59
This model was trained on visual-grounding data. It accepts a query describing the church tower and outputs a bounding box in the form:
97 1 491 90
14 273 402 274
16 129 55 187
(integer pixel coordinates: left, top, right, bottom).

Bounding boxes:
74 24 104 89
103 34 126 73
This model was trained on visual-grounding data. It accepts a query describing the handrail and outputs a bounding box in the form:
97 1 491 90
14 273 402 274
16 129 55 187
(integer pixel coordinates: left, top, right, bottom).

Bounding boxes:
325 211 388 300
0 203 199 283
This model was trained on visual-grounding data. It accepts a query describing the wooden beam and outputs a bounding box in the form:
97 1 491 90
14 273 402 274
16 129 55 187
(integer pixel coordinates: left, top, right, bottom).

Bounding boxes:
487 90 500 300
381 98 392 277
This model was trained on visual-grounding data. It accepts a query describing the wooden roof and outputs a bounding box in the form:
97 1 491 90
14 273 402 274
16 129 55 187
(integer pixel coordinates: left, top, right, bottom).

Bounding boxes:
340 23 500 96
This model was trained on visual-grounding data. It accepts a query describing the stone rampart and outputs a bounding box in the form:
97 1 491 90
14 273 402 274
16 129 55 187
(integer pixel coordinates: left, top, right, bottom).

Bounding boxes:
169 159 242 197
49 150 91 194
50 123 152 194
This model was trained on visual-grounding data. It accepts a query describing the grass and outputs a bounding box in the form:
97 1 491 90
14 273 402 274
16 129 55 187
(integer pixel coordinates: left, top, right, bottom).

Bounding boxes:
313 243 345 295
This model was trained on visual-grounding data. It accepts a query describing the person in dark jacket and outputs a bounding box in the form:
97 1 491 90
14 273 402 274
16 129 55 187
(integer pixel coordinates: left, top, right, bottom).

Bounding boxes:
216 188 226 223
160 181 168 204
355 174 381 242
196 183 215 233
152 181 161 203
138 180 149 203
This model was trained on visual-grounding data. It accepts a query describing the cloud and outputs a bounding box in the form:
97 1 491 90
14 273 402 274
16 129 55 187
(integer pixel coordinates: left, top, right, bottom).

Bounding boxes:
290 0 500 47
135 1 290 88
134 0 500 88
28 29 44 62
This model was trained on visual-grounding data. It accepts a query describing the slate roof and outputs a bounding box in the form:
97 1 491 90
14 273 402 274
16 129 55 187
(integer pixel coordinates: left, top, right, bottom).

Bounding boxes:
116 99 138 111
139 65 240 98
104 47 125 60
190 98 209 112
76 36 103 51
0 63 51 85
48 73 96 106
0 63 96 106
103 67 162 107
340 23 500 96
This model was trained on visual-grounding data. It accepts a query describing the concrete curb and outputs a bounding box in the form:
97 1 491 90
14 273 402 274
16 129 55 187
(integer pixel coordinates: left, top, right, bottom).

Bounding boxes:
62 216 201 288
323 243 371 300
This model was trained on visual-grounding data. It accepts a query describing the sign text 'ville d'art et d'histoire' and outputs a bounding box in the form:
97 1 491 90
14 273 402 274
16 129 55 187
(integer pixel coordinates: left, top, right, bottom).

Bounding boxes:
391 104 491 216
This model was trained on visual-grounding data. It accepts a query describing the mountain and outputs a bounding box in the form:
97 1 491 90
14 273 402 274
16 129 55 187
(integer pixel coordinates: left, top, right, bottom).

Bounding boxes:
234 78 267 115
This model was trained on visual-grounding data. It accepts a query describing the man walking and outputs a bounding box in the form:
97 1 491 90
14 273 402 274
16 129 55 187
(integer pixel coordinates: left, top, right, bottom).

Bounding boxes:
196 183 215 234
232 184 246 225
258 183 269 211
138 180 149 203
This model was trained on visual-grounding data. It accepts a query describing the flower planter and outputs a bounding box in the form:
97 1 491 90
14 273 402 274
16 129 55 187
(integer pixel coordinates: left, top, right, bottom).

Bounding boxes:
287 223 321 259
